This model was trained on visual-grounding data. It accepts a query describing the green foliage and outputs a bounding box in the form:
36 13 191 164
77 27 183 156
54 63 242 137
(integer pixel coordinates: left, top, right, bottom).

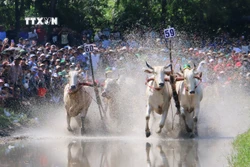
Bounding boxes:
0 0 250 36
230 129 250 167
0 108 29 128
0 3 15 29
0 114 11 128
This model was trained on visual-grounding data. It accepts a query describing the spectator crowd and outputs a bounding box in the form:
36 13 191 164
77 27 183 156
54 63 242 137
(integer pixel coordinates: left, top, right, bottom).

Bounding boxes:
0 24 250 110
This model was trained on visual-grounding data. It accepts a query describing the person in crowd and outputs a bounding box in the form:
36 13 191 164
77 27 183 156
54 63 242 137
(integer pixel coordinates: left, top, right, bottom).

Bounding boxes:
0 25 6 41
0 83 13 106
28 26 38 42
8 55 23 97
50 27 59 45
36 25 46 45
1 61 11 83
75 46 88 69
101 35 110 49
59 27 70 47
28 54 37 68
19 27 29 40
91 47 101 73
6 25 17 43
1 38 9 52
29 66 39 98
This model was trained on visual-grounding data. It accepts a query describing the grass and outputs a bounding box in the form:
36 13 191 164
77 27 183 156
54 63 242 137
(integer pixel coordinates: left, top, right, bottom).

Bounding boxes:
230 129 250 167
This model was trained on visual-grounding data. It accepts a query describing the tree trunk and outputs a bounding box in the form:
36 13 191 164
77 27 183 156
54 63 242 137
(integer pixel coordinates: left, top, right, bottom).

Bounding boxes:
15 0 20 31
51 0 57 17
48 0 57 38
66 0 70 7
20 0 24 14
161 0 166 25
25 0 31 10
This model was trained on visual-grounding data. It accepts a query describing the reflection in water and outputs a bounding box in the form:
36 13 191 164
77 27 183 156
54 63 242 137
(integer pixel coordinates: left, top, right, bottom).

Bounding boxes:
146 140 200 167
68 141 90 167
146 142 169 167
0 138 231 167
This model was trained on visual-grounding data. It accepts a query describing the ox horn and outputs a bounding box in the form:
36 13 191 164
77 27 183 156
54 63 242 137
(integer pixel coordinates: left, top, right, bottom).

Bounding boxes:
180 67 184 73
194 72 202 80
164 64 172 69
146 61 154 70
176 72 183 77
193 63 197 70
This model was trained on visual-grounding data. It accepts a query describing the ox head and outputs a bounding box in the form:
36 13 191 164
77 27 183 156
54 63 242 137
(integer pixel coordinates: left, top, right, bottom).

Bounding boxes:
179 64 202 94
144 61 171 89
101 78 119 99
67 69 83 93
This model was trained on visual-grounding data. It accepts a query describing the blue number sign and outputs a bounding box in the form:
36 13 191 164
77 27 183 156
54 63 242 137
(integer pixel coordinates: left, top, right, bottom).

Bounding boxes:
84 44 94 53
164 28 175 39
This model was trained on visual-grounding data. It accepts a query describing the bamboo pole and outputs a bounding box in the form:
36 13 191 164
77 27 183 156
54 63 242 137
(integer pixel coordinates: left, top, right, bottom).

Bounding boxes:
88 52 106 120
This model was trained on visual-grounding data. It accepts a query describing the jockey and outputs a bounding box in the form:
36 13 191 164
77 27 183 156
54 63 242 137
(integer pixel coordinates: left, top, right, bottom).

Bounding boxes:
183 64 191 70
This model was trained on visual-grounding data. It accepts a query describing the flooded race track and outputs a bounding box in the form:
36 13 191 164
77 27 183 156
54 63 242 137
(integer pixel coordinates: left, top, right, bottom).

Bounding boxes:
0 136 233 167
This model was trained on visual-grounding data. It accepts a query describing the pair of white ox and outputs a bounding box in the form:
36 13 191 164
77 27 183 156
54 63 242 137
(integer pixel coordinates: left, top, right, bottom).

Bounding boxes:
144 62 203 138
63 69 121 135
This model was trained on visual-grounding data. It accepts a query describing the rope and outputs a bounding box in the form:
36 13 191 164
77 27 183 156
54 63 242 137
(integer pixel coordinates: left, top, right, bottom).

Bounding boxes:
81 86 101 108
195 79 202 89
145 78 161 91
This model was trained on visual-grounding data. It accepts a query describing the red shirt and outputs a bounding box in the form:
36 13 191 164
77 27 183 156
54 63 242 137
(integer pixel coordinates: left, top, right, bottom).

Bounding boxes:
232 54 240 63
213 64 224 72
36 28 46 42
235 61 242 68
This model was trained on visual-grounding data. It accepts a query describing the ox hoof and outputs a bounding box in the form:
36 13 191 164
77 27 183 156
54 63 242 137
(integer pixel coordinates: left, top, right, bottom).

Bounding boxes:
146 142 151 149
189 133 195 138
186 126 192 133
156 128 162 134
146 131 151 138
68 142 75 149
81 128 85 135
67 127 73 132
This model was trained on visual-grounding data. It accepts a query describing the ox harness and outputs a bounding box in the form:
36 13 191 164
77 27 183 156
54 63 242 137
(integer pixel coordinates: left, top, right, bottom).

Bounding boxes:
79 81 104 87
183 79 202 92
145 77 170 91
67 85 83 94
67 81 104 94
183 75 202 92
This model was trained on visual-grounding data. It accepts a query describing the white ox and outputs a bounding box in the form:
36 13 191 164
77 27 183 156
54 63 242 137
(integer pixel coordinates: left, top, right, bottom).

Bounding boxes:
144 62 172 138
176 65 203 138
101 76 120 120
64 70 92 135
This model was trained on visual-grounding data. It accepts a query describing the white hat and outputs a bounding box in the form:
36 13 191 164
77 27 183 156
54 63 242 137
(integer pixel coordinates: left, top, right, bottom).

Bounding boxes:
4 83 9 87
209 59 214 62
189 48 193 51
52 73 58 77
23 83 29 89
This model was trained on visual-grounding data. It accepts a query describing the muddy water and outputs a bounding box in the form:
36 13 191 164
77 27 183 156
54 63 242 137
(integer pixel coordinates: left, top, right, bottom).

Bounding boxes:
0 137 232 167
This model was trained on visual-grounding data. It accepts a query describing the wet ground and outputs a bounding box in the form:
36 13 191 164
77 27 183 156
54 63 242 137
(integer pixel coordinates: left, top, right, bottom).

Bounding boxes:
0 135 233 167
